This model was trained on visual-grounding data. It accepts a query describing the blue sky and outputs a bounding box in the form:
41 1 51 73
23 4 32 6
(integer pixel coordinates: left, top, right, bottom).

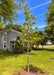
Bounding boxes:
15 0 51 30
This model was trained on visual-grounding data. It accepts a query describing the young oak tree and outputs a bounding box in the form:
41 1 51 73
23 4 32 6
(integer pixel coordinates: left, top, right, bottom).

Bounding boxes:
19 3 36 72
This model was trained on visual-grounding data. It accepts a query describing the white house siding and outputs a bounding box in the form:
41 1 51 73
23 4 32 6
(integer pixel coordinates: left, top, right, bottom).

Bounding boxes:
6 32 10 51
0 33 3 50
0 29 21 51
10 32 18 41
0 32 10 51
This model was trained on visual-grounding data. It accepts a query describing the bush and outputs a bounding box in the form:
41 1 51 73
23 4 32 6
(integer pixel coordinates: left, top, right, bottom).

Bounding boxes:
25 65 39 71
13 41 24 54
13 36 32 54
25 65 44 73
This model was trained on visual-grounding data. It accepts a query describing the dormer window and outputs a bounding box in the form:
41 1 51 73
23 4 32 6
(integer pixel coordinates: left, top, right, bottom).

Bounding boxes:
4 32 7 38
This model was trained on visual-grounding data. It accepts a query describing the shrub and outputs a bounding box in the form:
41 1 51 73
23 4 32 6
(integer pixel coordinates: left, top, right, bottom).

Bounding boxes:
13 35 32 54
25 65 39 71
39 68 44 73
39 65 44 73
13 41 24 54
25 65 44 73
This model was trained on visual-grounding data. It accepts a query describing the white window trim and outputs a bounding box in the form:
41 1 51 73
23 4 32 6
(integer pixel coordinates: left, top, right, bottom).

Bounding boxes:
3 41 7 49
3 32 7 39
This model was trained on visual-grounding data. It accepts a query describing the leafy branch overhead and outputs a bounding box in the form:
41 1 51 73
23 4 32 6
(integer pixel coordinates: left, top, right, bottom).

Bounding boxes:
0 0 25 23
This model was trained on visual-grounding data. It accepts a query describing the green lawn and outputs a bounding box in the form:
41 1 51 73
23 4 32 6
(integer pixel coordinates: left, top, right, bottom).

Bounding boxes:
0 48 54 75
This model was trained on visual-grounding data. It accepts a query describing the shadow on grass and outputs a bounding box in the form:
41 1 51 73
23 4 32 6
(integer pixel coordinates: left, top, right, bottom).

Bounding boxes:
43 48 54 51
32 47 54 51
0 50 19 59
29 52 36 55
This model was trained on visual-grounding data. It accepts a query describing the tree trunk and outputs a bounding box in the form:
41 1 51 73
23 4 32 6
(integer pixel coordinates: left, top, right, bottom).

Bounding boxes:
36 45 37 48
36 44 39 48
42 45 43 49
27 43 29 73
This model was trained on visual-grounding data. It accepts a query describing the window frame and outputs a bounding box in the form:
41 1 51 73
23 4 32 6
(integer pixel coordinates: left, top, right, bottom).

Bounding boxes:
11 42 16 48
3 32 7 38
3 41 7 49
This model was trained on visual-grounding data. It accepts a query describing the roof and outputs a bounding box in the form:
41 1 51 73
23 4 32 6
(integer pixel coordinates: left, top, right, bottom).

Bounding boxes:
0 29 22 34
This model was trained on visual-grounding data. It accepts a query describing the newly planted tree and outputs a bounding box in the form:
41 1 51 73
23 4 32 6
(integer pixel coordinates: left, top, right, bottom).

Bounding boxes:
20 3 36 73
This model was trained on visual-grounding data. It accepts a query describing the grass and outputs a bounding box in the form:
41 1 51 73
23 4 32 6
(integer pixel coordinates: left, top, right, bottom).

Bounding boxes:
0 48 54 75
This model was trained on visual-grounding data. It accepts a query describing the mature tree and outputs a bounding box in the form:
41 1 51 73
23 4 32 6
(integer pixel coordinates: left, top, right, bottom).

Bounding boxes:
40 31 48 48
4 23 22 32
19 3 36 72
30 31 48 48
45 0 54 44
0 0 25 23
0 22 3 29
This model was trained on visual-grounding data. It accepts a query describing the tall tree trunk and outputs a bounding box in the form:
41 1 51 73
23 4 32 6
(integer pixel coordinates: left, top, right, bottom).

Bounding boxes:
36 44 39 48
27 42 29 73
42 45 43 49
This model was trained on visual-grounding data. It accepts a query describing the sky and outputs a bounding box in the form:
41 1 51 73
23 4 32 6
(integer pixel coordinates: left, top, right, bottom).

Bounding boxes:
15 0 51 30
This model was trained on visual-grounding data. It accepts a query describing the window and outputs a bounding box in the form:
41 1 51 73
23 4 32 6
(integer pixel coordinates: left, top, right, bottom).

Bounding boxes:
3 41 7 49
11 42 16 48
4 32 7 38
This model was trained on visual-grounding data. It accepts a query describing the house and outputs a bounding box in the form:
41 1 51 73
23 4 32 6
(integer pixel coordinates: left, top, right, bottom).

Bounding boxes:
0 29 21 51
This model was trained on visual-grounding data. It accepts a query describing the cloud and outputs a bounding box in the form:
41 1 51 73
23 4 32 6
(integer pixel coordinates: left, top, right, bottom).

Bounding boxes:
32 25 47 29
38 25 47 28
40 6 46 10
17 1 51 14
30 1 51 10
37 14 44 18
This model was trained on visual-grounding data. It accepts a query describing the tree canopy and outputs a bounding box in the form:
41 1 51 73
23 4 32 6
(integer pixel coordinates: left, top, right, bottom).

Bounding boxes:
45 0 54 44
0 0 25 23
4 23 22 32
0 22 3 29
30 31 48 48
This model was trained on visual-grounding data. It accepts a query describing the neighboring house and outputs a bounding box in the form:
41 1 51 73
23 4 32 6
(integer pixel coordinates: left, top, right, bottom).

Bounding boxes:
0 29 21 51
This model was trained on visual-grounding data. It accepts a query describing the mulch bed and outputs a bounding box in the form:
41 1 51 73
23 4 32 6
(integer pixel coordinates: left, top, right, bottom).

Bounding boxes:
12 69 49 75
